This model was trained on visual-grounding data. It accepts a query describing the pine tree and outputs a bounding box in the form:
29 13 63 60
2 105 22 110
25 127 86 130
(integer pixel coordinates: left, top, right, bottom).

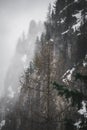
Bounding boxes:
53 71 87 130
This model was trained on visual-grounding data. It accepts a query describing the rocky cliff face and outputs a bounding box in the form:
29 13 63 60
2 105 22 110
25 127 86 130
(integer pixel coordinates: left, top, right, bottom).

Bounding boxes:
49 0 87 81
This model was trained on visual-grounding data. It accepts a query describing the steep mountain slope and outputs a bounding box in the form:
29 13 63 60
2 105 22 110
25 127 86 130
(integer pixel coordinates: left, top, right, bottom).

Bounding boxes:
0 0 87 130
47 0 87 80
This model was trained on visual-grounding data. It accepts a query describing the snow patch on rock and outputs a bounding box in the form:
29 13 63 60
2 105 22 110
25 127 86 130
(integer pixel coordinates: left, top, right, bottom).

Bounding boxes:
62 67 75 85
74 120 81 129
72 10 82 21
78 101 87 118
60 18 66 24
0 120 5 130
83 61 87 67
74 0 79 3
72 10 83 32
72 21 81 32
83 54 87 67
50 39 54 42
61 29 69 35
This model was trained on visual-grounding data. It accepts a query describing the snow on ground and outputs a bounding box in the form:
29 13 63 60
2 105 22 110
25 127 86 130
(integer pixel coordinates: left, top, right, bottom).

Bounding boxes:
78 101 87 118
8 86 15 98
0 120 5 130
62 67 75 85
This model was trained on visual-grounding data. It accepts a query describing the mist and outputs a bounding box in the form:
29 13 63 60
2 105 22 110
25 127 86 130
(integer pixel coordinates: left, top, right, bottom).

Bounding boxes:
0 0 55 97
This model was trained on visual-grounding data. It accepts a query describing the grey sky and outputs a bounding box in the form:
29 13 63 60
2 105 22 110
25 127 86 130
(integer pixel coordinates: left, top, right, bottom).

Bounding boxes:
0 0 55 96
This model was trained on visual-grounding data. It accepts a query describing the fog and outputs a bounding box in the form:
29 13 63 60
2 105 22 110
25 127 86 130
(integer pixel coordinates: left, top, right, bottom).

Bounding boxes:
0 0 55 96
